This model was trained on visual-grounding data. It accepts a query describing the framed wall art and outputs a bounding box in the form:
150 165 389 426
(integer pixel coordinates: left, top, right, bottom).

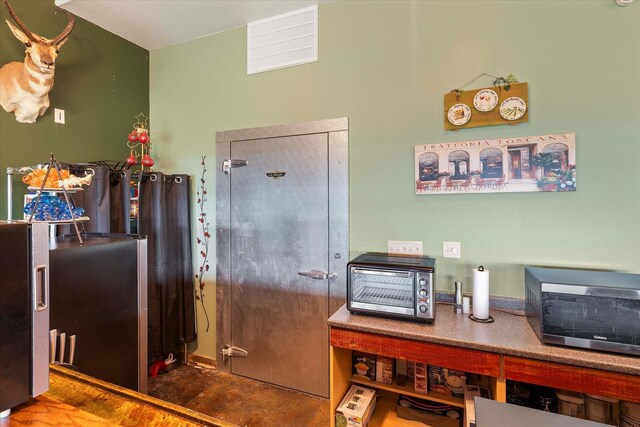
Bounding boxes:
415 133 576 195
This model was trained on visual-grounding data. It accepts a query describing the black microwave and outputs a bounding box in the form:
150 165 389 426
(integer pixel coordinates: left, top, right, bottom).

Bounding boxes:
347 253 436 323
525 266 640 356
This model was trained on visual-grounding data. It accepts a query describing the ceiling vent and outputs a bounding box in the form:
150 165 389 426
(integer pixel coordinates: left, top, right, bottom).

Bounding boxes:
247 5 318 75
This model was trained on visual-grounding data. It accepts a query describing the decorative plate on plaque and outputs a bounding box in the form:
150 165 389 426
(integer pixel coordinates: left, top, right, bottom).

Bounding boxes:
499 97 527 121
447 103 472 126
473 89 498 112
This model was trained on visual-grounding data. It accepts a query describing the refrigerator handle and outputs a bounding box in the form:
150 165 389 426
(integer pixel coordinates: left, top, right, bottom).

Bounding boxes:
34 264 49 312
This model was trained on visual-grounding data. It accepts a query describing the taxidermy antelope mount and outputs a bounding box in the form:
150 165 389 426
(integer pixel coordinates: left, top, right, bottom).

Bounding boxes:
0 0 75 123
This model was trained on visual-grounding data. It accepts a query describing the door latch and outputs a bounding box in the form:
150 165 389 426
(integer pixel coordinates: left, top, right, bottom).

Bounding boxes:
221 345 248 361
222 159 248 174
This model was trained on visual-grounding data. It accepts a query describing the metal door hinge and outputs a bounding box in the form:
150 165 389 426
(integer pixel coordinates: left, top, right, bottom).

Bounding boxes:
222 159 247 174
221 345 248 361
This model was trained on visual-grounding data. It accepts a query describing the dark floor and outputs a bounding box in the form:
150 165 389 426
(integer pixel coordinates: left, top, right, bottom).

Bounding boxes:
148 363 329 427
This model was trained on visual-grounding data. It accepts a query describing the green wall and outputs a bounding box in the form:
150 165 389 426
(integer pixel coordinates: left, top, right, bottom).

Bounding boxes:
0 0 149 218
149 0 640 359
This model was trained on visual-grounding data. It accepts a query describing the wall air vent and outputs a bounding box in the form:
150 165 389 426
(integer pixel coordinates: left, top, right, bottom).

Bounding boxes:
247 5 318 75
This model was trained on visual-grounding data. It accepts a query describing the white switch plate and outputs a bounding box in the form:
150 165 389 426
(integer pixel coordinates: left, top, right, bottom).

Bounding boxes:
443 241 461 258
54 108 65 124
388 240 423 256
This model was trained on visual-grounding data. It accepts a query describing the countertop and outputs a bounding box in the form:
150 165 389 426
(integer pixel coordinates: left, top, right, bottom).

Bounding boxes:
328 304 640 376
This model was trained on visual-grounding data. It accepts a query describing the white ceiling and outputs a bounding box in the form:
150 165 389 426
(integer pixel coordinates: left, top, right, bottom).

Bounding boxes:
54 0 324 50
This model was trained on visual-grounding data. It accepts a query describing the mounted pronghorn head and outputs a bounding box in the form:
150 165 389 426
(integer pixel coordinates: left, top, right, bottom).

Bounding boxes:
0 0 75 123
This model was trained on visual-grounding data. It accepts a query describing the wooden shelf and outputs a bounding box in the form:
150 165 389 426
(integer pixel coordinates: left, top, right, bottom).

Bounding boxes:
367 390 462 427
350 376 464 408
330 310 640 427
368 393 427 427
329 332 491 427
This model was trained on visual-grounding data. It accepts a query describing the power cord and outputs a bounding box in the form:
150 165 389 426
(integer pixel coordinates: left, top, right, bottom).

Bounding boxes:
436 301 526 317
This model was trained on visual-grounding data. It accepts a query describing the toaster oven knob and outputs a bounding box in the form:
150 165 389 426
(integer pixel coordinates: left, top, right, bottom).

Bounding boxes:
419 289 428 297
419 305 428 313
419 278 427 286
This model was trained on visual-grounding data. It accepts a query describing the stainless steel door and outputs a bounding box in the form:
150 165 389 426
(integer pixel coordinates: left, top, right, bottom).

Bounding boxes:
30 222 49 397
0 221 49 412
217 118 348 398
228 133 330 396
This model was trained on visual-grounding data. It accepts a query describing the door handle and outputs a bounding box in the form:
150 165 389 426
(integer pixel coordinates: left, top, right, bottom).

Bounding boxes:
33 264 49 312
298 270 337 280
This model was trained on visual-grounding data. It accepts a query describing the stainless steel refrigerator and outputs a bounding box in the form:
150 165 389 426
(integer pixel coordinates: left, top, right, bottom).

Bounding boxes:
0 222 50 417
48 233 148 392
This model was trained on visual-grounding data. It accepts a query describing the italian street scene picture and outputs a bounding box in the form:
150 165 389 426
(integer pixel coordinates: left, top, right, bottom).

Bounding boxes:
415 133 576 194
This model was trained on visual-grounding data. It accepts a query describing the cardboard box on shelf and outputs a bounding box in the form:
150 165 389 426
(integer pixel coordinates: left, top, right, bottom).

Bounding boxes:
375 356 394 385
335 385 376 427
414 362 428 394
352 353 376 381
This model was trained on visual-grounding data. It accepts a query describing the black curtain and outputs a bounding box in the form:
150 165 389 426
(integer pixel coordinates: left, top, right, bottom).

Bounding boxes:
137 172 196 362
65 164 196 364
68 166 131 234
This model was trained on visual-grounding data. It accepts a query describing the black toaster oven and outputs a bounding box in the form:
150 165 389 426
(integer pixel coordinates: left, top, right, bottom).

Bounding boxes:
347 253 436 323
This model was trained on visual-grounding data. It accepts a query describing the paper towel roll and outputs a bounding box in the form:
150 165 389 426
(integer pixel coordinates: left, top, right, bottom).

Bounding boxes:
472 266 490 320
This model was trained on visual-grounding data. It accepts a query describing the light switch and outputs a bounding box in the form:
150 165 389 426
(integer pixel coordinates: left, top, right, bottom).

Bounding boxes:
54 108 65 124
443 241 461 259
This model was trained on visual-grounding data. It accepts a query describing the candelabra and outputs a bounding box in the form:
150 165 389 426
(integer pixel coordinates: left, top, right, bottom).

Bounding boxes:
125 113 154 171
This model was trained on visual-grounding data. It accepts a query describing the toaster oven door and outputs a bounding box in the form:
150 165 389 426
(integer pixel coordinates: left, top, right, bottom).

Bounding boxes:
349 268 415 316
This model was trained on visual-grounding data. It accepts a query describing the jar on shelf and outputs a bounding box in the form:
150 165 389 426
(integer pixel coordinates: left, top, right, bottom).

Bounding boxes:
555 389 585 419
584 394 619 425
621 401 640 427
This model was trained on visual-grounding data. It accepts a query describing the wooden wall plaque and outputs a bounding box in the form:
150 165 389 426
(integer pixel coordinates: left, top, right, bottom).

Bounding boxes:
444 82 528 130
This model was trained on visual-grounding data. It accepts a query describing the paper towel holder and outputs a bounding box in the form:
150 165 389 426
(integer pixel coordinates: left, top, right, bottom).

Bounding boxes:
470 265 495 323
469 313 494 323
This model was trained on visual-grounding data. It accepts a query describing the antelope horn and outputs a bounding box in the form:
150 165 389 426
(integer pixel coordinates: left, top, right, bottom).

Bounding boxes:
2 0 36 41
52 7 75 45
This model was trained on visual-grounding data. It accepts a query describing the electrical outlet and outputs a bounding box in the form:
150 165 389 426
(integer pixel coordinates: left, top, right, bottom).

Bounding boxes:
443 241 461 258
388 240 423 256
54 108 65 124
